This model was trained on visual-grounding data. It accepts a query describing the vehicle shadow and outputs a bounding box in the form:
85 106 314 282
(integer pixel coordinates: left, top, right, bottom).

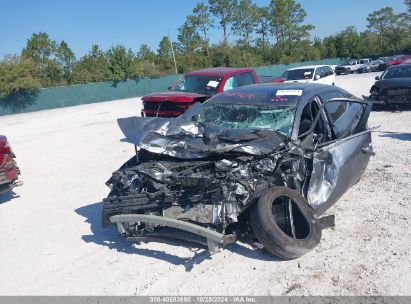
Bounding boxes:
0 191 19 204
75 202 280 271
377 131 411 142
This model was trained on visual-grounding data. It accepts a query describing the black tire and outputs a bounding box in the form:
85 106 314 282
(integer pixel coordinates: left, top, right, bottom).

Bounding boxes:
250 187 321 259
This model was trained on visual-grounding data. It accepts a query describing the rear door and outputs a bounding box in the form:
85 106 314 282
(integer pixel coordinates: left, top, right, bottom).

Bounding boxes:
307 98 373 215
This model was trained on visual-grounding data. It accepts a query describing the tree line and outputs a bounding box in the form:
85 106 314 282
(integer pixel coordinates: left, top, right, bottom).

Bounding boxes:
1 0 410 100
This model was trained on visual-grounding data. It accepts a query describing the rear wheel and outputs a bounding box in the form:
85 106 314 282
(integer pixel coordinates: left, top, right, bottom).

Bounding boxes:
250 187 321 259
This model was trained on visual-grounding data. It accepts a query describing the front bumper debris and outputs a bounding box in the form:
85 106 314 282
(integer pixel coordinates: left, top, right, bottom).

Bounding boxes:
110 214 236 254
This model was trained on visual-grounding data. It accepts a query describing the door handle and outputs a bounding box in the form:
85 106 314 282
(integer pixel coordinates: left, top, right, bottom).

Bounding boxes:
361 147 375 156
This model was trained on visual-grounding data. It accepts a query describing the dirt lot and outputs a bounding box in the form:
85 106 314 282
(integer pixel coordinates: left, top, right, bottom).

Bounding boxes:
0 72 410 296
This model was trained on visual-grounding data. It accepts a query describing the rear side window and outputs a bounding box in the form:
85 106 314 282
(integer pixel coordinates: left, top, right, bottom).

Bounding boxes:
325 101 365 139
316 67 333 77
238 72 256 86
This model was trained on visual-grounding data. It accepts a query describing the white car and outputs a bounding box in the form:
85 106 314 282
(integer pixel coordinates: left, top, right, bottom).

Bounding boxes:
281 65 336 86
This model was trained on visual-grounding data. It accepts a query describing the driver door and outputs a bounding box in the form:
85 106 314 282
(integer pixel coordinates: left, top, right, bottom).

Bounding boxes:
307 98 373 215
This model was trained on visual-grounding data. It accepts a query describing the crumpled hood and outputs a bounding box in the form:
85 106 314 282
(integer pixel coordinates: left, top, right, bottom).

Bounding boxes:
117 103 286 159
375 78 411 90
142 91 210 103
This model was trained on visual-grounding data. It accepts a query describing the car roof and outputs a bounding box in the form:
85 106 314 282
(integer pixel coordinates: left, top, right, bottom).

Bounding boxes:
209 83 349 108
286 65 331 70
206 83 356 141
186 67 254 77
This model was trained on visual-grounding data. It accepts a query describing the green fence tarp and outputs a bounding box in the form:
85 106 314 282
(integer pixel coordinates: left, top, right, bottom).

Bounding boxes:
0 59 341 116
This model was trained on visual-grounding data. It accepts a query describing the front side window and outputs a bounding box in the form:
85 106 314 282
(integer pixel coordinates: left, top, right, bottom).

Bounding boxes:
314 68 321 79
223 76 239 91
299 99 332 143
317 67 327 78
325 101 365 139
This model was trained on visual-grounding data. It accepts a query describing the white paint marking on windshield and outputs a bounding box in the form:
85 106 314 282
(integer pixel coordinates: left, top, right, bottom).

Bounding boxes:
276 89 303 96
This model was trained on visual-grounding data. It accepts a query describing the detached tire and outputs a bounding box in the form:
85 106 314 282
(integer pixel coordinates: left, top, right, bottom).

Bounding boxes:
250 187 321 259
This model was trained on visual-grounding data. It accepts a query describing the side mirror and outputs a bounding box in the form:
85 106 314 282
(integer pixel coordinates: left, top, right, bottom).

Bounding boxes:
375 76 380 80
315 75 321 80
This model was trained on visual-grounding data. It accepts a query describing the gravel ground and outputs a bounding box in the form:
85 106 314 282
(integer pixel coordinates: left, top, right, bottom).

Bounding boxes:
0 72 410 296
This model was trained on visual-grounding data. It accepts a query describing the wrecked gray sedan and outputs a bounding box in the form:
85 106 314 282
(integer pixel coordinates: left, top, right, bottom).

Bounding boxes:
102 83 374 259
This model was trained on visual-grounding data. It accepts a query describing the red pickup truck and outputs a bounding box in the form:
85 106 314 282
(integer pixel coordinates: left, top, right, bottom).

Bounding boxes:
0 136 22 194
142 67 280 117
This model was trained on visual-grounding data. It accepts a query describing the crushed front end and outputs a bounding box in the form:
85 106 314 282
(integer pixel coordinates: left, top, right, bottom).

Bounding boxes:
103 150 291 251
101 104 308 253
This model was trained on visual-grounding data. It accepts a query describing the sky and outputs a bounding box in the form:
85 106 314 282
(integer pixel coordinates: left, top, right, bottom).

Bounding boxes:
0 0 407 58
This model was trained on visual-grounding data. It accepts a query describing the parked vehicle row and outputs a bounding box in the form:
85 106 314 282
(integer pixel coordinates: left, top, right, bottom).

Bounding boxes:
336 55 411 75
142 65 336 117
142 67 263 117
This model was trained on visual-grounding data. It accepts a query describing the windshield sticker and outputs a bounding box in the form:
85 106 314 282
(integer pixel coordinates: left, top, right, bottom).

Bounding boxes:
207 80 220 88
276 89 303 96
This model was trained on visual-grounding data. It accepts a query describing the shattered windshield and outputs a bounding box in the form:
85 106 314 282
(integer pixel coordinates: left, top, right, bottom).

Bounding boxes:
281 69 314 81
170 75 223 95
202 103 294 135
